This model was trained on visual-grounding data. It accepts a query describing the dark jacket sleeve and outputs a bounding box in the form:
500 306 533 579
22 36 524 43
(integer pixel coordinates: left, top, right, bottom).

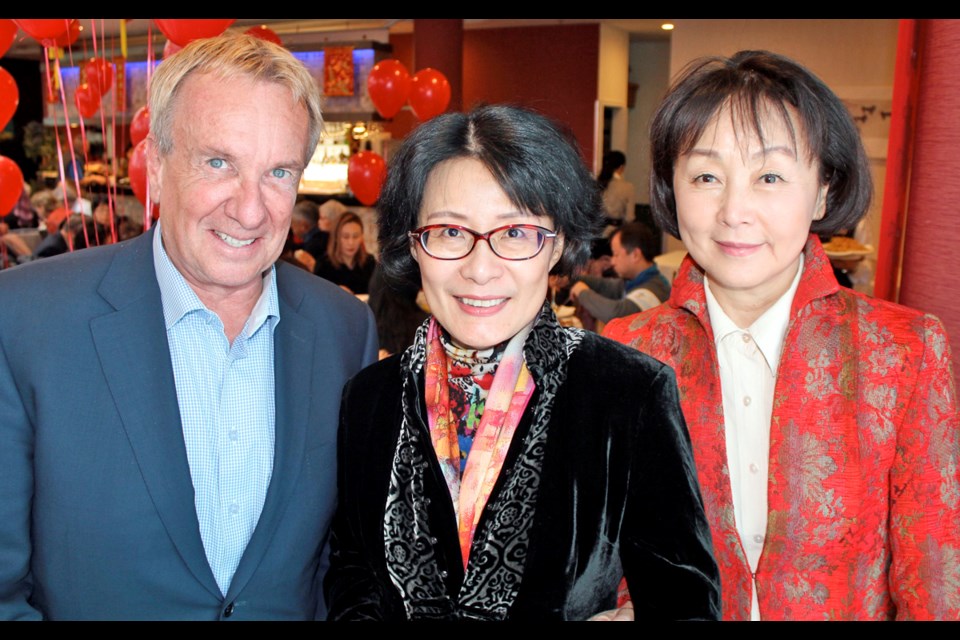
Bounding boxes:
324 359 403 620
622 364 722 620
574 275 640 323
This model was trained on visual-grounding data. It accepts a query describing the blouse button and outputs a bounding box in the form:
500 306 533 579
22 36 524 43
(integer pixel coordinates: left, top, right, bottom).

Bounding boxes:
439 570 449 579
749 462 760 474
753 534 764 544
430 536 438 545
743 396 752 406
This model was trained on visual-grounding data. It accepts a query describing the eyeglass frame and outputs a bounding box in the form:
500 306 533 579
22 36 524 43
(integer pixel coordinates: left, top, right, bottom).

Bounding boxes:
408 223 559 261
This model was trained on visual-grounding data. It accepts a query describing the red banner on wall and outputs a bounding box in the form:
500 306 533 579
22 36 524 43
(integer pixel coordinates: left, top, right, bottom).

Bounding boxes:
324 46 354 96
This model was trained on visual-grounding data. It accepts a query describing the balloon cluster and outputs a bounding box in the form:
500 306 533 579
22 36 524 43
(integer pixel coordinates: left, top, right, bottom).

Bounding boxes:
367 59 451 122
350 60 453 205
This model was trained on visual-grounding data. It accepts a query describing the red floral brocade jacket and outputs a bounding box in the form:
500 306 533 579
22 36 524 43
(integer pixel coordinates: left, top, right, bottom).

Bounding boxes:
604 236 960 620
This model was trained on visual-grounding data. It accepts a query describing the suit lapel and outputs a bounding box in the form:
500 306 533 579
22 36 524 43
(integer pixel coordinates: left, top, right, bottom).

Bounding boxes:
226 274 315 600
90 229 221 599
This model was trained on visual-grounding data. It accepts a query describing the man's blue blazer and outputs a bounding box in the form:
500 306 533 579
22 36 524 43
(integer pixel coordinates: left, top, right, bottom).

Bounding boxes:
0 227 378 620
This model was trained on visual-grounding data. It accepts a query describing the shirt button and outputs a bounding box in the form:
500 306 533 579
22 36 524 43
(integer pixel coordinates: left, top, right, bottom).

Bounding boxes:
430 536 438 544
741 333 751 343
743 396 752 406
749 462 760 474
753 534 764 544
229 430 239 442
223 602 235 618
229 503 239 515
439 570 448 578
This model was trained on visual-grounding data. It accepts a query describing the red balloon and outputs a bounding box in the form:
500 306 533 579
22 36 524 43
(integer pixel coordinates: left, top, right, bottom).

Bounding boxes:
130 106 150 147
409 68 451 121
13 19 70 47
367 59 411 119
74 83 100 119
347 151 387 206
162 40 183 59
0 19 18 58
154 19 236 48
0 155 24 215
245 25 282 46
128 139 150 207
84 58 114 97
53 19 81 48
0 66 18 131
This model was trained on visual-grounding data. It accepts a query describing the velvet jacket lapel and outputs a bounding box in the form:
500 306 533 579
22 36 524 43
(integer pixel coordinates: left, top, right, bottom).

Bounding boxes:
89 228 221 599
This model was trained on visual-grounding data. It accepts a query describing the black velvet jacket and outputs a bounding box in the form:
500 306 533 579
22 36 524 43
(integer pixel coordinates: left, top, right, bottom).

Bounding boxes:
325 315 721 621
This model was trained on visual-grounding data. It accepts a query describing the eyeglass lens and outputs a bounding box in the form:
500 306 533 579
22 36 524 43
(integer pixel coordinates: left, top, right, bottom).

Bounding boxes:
419 225 547 260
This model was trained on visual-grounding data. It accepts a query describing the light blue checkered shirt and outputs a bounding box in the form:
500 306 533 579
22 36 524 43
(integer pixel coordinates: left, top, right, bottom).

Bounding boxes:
152 223 279 596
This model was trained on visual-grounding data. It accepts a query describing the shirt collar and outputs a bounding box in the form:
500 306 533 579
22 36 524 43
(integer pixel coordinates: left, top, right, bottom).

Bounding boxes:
704 253 804 373
152 220 279 334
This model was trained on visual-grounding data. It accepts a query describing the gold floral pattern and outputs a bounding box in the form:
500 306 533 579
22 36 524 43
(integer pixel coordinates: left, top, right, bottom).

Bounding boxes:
605 235 960 620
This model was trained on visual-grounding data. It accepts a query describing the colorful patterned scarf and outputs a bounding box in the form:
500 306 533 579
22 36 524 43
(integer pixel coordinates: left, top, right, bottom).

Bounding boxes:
424 318 535 567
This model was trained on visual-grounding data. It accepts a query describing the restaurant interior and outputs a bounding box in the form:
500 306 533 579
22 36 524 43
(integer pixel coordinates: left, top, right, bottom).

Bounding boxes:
0 18 958 387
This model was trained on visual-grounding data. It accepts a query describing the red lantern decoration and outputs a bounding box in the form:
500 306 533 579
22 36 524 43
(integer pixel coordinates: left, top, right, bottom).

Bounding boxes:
0 155 24 215
0 66 18 131
53 19 81 48
13 19 71 47
409 68 451 121
347 151 387 206
154 19 236 48
245 25 282 46
74 83 100 119
128 139 149 207
129 106 150 147
367 59 411 119
84 58 114 97
0 19 18 58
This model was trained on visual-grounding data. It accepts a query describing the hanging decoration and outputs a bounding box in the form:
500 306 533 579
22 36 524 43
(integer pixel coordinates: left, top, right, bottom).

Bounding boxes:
53 19 81 49
74 83 100 119
84 57 114 97
130 106 150 147
13 19 71 47
367 59 411 119
347 151 387 206
0 66 18 131
245 25 282 46
409 68 451 121
0 20 17 58
324 46 355 97
0 155 24 215
154 19 236 48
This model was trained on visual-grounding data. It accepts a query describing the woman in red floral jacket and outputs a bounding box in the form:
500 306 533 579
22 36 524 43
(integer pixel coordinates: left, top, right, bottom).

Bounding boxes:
605 50 960 620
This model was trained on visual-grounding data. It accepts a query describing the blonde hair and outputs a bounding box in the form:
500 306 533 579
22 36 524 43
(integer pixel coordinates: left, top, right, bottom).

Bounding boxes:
148 32 323 165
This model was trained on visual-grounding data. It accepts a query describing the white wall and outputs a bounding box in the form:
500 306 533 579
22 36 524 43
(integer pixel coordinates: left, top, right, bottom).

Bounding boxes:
596 25 631 172
626 39 671 206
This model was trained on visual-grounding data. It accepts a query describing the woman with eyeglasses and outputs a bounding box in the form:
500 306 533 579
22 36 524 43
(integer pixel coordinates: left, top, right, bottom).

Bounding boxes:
322 104 720 621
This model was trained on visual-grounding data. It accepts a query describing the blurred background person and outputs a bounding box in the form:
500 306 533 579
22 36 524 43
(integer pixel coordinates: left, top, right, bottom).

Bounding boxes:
314 210 376 295
597 150 635 236
289 199 328 272
567 222 670 326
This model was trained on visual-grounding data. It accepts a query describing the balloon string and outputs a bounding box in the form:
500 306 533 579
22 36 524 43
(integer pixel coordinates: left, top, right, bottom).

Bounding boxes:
143 21 155 231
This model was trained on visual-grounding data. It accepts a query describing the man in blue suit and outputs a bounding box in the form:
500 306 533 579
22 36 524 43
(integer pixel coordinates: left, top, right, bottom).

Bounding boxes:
0 34 377 620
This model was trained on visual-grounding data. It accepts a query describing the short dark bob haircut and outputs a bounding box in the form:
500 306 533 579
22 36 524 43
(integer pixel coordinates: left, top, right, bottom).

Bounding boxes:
650 50 872 239
377 103 604 290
